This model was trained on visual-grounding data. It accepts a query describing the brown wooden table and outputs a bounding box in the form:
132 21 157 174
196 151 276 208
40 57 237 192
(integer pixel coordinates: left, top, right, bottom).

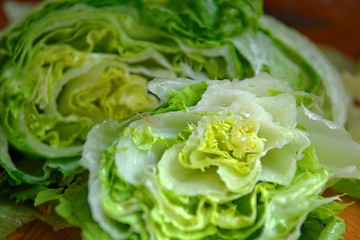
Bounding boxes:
322 189 360 240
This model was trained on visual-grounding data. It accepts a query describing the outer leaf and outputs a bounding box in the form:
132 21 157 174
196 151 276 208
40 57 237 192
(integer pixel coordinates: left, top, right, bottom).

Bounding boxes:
259 15 348 124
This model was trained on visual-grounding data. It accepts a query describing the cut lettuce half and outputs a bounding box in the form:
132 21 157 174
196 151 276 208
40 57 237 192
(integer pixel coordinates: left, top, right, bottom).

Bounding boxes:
81 74 354 239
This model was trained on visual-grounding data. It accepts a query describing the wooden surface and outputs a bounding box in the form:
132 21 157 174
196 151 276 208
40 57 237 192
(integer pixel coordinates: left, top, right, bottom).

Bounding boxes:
7 220 81 240
341 200 360 240
324 189 360 240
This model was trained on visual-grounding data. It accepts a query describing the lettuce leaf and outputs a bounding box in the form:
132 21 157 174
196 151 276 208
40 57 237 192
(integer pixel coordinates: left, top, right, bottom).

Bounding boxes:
29 177 113 240
300 201 346 240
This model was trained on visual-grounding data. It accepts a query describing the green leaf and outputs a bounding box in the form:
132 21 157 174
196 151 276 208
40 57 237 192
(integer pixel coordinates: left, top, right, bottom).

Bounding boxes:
153 81 208 114
259 15 348 124
332 178 360 199
34 188 64 207
300 201 347 240
54 178 113 240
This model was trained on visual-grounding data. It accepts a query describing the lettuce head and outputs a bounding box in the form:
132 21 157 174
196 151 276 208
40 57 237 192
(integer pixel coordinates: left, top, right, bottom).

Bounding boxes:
81 74 356 239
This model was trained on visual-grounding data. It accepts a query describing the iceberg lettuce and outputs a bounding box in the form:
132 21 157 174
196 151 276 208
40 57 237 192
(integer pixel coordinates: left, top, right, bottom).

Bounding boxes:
0 0 347 185
81 74 355 239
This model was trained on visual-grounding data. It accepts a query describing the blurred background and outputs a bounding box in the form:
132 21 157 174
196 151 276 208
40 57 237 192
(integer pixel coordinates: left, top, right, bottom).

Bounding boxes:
264 0 360 60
